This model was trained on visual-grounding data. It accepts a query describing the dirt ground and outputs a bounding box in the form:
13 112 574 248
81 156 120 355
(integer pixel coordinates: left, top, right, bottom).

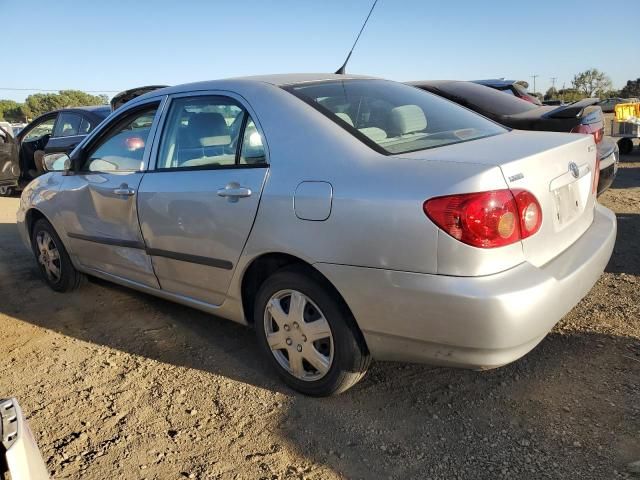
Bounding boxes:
1 148 639 480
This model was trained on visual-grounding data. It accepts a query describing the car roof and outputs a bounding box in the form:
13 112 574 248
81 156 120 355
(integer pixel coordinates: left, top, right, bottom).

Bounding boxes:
472 79 517 88
131 73 377 104
54 105 111 117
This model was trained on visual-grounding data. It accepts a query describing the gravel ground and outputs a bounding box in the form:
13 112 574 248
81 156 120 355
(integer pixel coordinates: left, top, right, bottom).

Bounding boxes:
0 148 639 480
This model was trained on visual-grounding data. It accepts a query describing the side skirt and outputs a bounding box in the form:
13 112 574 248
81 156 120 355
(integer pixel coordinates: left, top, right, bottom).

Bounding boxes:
78 265 248 325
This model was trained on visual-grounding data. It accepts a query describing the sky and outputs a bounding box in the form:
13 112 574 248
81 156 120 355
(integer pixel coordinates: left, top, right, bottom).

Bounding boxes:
1 0 638 103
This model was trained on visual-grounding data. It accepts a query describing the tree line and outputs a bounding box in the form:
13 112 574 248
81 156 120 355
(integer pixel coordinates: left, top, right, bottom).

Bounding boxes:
0 90 109 122
535 69 639 103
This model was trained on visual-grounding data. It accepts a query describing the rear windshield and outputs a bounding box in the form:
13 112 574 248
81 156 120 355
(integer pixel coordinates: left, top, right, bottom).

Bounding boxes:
286 80 507 155
433 82 539 116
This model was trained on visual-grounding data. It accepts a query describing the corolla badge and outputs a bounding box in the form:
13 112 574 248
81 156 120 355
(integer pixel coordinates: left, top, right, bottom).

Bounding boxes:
569 162 580 179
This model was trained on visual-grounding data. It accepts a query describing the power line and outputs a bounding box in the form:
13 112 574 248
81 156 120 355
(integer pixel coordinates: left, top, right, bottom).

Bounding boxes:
0 87 119 93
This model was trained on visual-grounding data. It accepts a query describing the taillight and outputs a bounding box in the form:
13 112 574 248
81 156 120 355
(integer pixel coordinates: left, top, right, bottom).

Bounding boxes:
571 123 604 144
592 157 600 194
423 189 542 248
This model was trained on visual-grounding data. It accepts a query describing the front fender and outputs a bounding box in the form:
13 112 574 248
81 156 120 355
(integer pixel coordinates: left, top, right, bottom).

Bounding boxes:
17 173 66 251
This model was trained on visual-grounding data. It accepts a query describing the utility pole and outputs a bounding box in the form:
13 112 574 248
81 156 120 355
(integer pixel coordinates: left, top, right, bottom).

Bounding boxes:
550 77 557 99
531 74 539 95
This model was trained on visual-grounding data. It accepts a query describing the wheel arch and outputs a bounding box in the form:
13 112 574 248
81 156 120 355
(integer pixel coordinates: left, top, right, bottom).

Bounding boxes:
240 252 369 353
25 208 52 238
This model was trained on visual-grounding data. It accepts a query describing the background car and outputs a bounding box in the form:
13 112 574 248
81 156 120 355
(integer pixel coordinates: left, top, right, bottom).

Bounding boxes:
17 74 615 396
409 80 618 195
0 105 109 196
597 97 638 113
0 121 13 137
473 78 543 105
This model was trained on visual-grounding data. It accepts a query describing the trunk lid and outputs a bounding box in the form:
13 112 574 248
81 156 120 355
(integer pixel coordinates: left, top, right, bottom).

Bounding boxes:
396 130 598 268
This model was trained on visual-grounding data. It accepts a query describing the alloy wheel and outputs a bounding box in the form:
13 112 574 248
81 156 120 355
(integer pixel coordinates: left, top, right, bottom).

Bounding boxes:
36 231 62 283
263 289 334 381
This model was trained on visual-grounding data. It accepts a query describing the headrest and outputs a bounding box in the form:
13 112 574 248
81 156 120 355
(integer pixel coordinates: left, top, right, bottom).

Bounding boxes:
187 112 230 146
358 127 387 143
390 105 427 135
336 112 354 127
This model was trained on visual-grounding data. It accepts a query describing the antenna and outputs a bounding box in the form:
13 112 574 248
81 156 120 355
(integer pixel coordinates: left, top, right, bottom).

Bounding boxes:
335 0 379 75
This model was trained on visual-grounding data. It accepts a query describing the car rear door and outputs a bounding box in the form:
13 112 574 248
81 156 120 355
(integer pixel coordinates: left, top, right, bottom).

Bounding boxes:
137 93 269 305
57 99 165 287
45 111 86 154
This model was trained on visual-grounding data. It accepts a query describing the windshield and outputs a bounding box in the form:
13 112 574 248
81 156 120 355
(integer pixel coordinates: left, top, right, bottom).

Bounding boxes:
287 79 507 155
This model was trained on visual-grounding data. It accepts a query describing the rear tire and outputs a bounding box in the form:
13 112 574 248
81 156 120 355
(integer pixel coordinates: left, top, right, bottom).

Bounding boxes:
31 218 84 292
254 266 370 396
618 138 633 155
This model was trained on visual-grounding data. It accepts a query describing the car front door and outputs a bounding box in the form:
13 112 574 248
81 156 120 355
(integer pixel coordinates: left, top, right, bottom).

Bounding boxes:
18 114 57 179
137 93 269 305
57 100 165 287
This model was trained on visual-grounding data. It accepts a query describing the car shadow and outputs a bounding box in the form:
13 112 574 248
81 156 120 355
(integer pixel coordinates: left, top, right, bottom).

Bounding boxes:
0 211 638 477
605 213 640 275
609 166 640 190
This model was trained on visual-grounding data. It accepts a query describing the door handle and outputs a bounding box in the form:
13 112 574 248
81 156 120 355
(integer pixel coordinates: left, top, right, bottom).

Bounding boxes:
217 183 252 202
113 184 136 196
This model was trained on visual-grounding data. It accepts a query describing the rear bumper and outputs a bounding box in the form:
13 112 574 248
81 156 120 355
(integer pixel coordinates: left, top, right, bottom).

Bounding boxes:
315 204 616 368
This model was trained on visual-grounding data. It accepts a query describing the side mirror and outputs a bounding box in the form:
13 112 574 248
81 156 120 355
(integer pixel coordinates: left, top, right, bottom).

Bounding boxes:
43 153 71 172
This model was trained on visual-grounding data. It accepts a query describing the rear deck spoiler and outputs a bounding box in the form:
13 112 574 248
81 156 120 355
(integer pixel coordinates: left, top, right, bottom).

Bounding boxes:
547 98 600 119
110 85 168 111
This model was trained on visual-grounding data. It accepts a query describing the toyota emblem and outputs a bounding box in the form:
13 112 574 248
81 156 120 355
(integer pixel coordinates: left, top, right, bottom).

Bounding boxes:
569 162 579 179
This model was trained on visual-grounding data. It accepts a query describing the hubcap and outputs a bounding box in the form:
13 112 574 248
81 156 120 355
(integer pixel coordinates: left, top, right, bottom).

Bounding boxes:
263 289 334 381
35 231 61 283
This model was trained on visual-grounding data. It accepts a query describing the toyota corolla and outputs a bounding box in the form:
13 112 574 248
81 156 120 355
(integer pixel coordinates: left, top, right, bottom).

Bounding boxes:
17 74 616 396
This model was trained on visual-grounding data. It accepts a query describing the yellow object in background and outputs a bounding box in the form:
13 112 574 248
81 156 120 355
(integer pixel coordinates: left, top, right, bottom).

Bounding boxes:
615 102 640 122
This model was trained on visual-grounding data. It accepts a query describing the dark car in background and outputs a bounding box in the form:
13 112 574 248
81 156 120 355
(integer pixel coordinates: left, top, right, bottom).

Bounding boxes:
597 97 639 113
410 80 618 195
0 105 110 195
473 79 543 105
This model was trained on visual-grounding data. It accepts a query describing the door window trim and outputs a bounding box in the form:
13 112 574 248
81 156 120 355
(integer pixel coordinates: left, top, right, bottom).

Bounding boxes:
74 97 167 173
148 90 270 172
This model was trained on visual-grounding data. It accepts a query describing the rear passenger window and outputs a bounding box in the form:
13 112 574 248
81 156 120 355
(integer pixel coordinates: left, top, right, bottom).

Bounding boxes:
79 117 92 134
240 119 266 165
83 106 158 172
157 96 266 169
54 113 82 137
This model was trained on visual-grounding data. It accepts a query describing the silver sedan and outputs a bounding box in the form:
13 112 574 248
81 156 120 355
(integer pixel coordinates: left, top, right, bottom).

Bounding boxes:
17 74 616 396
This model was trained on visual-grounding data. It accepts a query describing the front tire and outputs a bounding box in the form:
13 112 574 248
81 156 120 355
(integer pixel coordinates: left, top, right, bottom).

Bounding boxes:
254 266 370 396
31 218 84 292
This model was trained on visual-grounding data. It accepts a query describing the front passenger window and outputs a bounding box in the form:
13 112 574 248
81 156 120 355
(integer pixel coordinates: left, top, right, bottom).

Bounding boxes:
83 107 157 172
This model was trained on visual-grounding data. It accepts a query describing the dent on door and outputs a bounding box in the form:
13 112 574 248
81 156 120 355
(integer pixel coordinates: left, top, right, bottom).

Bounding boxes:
60 172 159 287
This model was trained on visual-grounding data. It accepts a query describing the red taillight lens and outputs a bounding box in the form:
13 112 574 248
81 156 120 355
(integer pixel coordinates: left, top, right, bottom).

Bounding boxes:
423 189 542 248
592 157 600 194
571 123 604 144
